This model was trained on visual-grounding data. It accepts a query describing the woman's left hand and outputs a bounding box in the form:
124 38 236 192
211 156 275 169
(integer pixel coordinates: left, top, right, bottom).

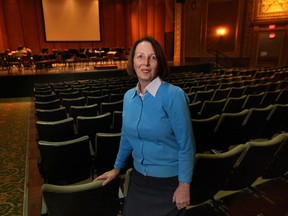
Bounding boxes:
172 182 190 209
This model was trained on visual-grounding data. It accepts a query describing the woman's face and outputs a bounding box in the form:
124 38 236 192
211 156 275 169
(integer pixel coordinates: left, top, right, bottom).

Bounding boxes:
133 41 158 86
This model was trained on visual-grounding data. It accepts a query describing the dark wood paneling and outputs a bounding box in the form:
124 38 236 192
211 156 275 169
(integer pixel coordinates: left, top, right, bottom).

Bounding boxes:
206 0 238 53
0 0 173 54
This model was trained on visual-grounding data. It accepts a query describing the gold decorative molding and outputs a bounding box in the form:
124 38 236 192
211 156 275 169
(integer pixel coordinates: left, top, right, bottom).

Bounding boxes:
254 0 288 22
174 3 182 63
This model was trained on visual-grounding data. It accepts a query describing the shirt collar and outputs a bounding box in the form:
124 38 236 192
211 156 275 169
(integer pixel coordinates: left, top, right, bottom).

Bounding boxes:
133 76 163 98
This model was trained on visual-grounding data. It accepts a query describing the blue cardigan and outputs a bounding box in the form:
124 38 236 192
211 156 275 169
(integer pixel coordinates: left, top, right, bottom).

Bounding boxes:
114 82 195 183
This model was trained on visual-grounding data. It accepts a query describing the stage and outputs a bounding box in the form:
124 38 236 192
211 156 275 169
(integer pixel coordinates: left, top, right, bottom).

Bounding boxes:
0 61 215 98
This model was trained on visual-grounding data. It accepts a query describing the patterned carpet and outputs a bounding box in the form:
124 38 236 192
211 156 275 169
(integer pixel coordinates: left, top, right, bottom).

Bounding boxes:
0 98 31 216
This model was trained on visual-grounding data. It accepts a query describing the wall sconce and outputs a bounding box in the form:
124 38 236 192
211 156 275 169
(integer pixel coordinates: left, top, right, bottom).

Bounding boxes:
216 28 226 37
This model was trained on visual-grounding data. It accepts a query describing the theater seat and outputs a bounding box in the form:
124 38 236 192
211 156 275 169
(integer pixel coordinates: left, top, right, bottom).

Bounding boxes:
42 177 120 216
190 144 245 206
223 133 287 191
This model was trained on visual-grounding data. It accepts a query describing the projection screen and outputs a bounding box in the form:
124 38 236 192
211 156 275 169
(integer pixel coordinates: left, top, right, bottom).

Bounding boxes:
41 0 101 41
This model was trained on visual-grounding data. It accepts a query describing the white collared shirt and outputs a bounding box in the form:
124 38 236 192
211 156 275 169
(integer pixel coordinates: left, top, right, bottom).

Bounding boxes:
136 76 163 99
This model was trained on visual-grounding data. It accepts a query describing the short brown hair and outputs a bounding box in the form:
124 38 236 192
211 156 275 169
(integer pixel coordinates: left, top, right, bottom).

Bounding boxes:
126 36 170 79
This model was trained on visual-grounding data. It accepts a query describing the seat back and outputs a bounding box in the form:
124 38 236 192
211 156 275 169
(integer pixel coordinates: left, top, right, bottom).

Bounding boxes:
86 94 110 106
100 100 123 115
94 133 121 175
192 114 220 153
38 135 93 185
198 99 226 118
193 89 214 103
62 96 86 113
228 86 245 97
76 112 112 149
275 88 288 104
112 110 123 133
212 109 249 150
59 91 82 100
243 84 260 95
109 93 124 102
259 89 281 107
261 103 288 139
211 87 230 101
36 117 76 142
262 132 288 179
42 178 120 216
34 93 58 102
222 95 247 113
70 104 99 122
189 101 203 119
242 92 264 109
82 89 102 98
35 99 61 110
223 133 287 190
190 144 245 205
241 105 274 142
36 107 67 121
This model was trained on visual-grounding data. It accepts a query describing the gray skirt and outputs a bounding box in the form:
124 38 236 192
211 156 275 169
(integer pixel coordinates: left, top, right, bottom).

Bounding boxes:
122 169 186 216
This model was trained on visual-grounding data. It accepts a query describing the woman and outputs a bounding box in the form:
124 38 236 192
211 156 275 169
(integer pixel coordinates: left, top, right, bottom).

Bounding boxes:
96 36 195 216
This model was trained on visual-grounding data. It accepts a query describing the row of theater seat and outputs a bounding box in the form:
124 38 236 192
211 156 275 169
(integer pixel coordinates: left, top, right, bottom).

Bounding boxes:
40 132 288 215
189 88 288 119
188 132 288 209
34 68 288 215
192 103 288 153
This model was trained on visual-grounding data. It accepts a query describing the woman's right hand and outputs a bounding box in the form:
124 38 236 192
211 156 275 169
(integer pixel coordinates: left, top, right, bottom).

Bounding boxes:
94 168 120 186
